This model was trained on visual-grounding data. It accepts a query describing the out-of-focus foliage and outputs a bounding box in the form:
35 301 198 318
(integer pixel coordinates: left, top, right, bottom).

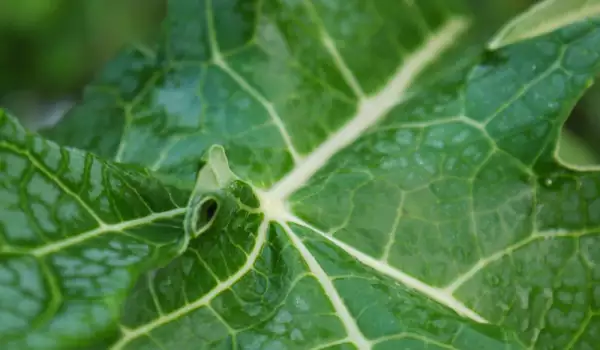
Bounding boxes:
0 0 164 96
468 0 536 32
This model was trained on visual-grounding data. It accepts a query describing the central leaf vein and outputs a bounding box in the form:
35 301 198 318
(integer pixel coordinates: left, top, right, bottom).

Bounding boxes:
267 17 469 200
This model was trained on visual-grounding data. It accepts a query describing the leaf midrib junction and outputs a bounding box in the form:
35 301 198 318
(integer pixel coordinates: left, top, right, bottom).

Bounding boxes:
115 15 479 350
257 14 484 323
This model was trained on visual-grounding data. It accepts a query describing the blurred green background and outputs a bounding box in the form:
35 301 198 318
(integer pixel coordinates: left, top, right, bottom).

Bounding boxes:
0 0 598 166
0 0 164 127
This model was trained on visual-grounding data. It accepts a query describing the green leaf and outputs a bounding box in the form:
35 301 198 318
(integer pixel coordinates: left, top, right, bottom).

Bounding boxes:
489 0 600 49
27 0 600 349
0 112 192 348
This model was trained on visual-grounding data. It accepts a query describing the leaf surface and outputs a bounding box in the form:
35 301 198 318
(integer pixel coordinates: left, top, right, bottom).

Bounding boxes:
35 0 600 349
0 112 191 348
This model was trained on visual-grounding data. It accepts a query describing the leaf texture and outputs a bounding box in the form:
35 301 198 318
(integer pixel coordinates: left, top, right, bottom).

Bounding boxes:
0 112 190 348
25 0 600 349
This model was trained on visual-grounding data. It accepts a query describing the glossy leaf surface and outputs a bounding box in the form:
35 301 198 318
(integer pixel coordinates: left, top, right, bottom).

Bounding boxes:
0 112 190 348
23 0 600 349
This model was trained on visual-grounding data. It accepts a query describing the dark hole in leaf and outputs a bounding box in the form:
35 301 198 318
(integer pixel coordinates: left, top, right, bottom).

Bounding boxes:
479 49 508 68
193 198 218 233
196 160 207 173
